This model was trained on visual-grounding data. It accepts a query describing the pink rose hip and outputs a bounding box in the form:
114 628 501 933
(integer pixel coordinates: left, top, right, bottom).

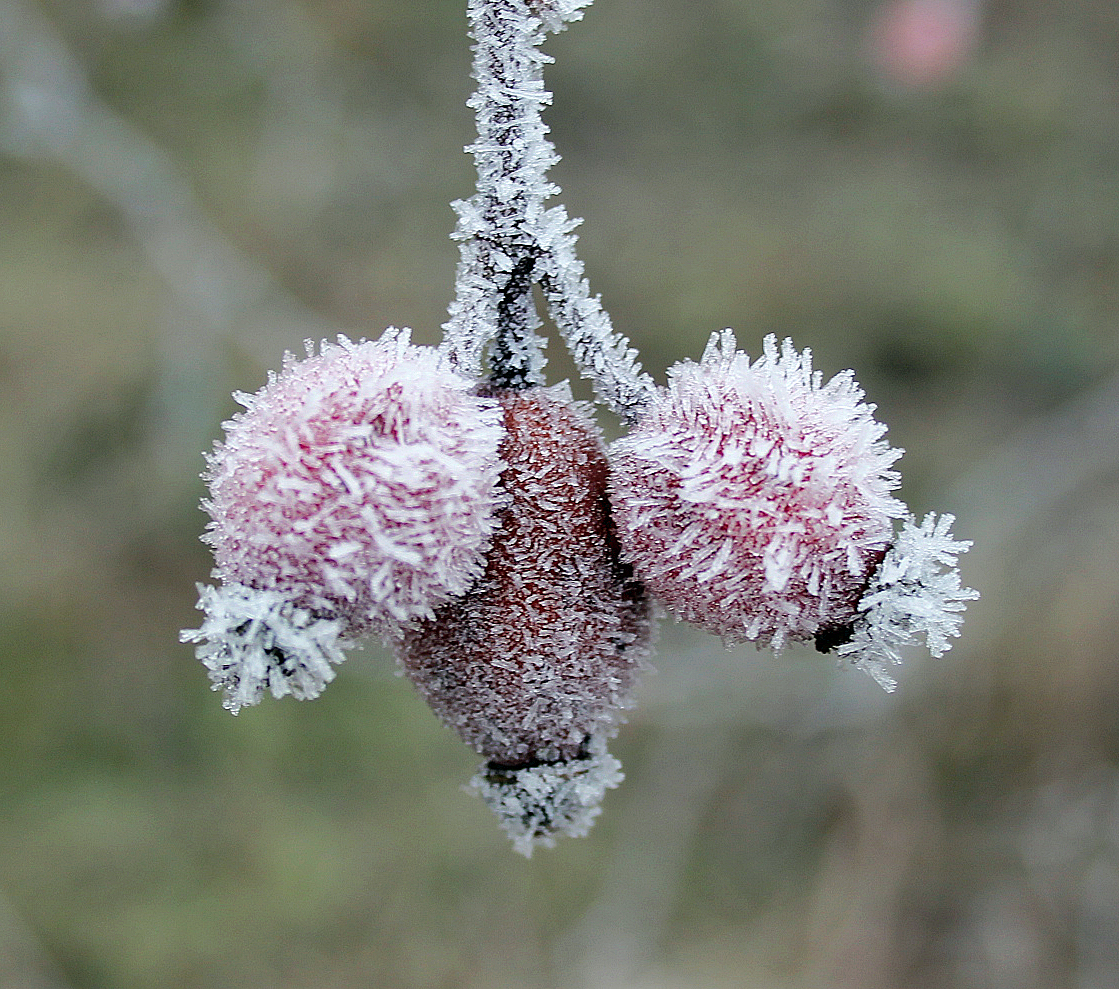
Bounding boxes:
184 328 506 712
609 331 906 649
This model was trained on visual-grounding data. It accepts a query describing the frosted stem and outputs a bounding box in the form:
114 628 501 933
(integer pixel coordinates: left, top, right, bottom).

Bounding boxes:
538 226 656 421
442 0 557 386
442 0 655 416
490 248 541 389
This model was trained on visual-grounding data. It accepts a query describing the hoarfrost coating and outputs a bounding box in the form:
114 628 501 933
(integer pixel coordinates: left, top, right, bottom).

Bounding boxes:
182 0 977 852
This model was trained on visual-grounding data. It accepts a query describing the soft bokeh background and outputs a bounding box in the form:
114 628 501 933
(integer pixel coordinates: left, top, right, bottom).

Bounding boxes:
2 0 1117 986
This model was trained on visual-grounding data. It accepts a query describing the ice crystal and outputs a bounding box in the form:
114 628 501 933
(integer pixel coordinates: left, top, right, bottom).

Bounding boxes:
609 330 905 647
442 0 654 418
201 328 506 633
468 735 623 857
181 583 353 714
398 383 653 766
839 512 978 690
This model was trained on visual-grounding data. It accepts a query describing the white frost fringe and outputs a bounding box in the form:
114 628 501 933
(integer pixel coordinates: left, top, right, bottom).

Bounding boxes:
468 735 624 856
180 583 353 714
841 513 979 691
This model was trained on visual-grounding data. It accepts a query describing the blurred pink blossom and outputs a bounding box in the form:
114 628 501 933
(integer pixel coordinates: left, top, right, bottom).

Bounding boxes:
869 0 980 88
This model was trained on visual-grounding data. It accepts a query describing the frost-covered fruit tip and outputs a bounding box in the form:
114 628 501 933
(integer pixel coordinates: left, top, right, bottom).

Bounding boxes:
468 736 624 857
837 510 978 690
609 331 906 649
180 582 353 714
397 383 652 849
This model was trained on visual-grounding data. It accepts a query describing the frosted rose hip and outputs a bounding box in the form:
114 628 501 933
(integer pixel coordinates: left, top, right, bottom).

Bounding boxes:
397 382 652 767
183 328 508 714
609 331 906 648
202 328 505 632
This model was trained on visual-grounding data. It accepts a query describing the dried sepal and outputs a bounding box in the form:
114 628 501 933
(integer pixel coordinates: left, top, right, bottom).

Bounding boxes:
467 735 623 857
180 583 353 714
397 382 653 768
837 512 978 690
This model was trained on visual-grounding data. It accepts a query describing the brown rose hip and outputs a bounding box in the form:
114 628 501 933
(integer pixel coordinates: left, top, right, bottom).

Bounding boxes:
397 383 652 768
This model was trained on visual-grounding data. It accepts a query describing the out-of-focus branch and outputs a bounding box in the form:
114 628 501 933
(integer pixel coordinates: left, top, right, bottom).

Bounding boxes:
0 0 334 347
0 891 75 989
0 0 348 522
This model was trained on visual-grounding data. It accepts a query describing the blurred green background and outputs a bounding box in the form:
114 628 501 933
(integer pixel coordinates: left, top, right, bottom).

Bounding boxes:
1 0 1117 986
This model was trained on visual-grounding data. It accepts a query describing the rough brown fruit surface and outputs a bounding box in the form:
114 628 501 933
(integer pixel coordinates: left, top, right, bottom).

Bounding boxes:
397 383 652 767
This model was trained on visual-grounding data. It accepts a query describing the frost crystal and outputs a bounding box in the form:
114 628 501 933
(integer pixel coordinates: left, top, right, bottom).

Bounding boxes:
181 583 353 714
610 331 905 647
467 735 623 856
839 512 978 691
442 0 654 418
201 328 506 633
398 383 653 766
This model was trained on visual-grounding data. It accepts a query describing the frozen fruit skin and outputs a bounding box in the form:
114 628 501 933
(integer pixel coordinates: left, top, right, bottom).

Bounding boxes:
609 331 906 648
397 382 653 767
201 328 506 634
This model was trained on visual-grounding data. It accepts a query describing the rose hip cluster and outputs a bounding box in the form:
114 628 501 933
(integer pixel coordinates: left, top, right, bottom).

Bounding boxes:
183 0 975 853
184 325 973 851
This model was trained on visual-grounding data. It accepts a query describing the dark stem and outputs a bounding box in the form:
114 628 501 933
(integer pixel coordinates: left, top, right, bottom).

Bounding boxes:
814 544 892 653
489 249 540 389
